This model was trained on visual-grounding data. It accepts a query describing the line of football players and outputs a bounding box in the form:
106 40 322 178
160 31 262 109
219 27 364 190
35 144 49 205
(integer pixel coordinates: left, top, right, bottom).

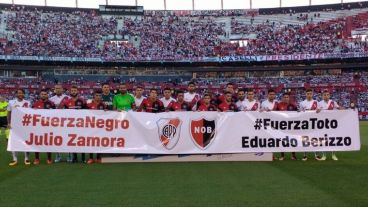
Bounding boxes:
3 82 346 166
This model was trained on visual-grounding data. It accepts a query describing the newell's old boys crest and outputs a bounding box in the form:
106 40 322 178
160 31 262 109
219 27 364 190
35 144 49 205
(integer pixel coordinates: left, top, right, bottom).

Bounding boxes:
157 118 182 150
190 118 216 149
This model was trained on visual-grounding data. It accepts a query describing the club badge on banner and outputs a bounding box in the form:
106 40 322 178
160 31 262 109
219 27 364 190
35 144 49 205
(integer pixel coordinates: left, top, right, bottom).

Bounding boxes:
8 108 360 154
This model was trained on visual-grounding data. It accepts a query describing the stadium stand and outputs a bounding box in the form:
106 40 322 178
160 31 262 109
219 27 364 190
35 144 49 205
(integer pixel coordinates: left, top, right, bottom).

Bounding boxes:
0 2 368 120
0 3 368 61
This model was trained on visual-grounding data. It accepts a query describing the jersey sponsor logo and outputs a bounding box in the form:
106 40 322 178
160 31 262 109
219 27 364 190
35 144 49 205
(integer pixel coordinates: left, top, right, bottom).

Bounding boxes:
190 118 216 149
157 118 182 150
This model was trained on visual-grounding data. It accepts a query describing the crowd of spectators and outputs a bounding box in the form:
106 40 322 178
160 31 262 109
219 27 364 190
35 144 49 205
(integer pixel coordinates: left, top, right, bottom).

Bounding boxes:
110 14 226 61
226 18 367 56
1 5 368 61
5 6 117 57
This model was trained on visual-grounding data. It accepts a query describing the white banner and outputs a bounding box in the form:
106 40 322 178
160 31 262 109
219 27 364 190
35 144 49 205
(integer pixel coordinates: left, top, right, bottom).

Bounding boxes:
8 108 360 153
204 52 368 63
1 52 368 63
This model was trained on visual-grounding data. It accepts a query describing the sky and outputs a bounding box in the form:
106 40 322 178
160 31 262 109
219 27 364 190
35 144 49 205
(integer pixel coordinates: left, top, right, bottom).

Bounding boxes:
0 0 364 10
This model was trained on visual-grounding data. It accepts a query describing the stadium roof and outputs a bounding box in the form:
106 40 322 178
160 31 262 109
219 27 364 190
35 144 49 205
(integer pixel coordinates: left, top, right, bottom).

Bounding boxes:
0 0 364 10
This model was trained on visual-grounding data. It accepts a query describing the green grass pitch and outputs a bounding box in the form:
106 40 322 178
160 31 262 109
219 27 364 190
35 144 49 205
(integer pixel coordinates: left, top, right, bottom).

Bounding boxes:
0 122 367 207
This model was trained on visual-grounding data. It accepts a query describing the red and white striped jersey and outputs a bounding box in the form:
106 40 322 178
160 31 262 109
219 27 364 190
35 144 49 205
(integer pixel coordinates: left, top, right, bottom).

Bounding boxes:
318 100 339 110
261 99 278 111
237 99 260 111
299 99 318 110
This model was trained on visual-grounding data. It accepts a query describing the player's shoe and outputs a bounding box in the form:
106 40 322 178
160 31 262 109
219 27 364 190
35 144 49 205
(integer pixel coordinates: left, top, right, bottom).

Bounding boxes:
24 160 31 165
315 155 322 161
9 160 17 166
96 158 102 164
291 156 297 161
278 156 284 161
332 154 338 161
47 159 53 165
33 159 40 165
87 159 94 164
302 156 308 161
67 155 73 163
67 153 74 163
54 153 62 163
319 155 326 161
